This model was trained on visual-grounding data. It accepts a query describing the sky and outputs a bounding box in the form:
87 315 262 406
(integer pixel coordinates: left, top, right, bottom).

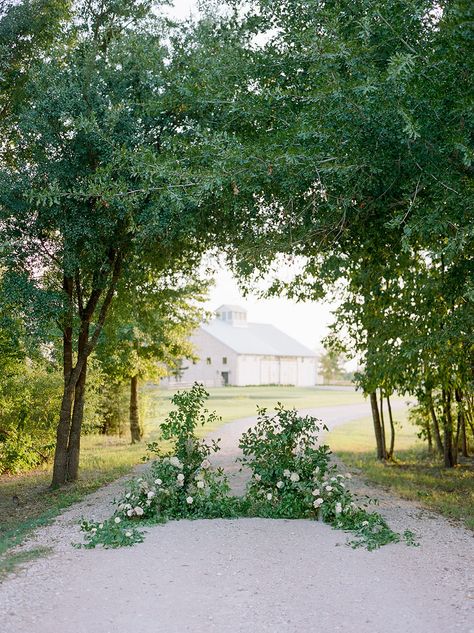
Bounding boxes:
167 0 336 353
202 263 337 353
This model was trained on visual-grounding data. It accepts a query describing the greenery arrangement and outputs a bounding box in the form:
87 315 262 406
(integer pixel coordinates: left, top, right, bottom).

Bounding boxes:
80 385 417 551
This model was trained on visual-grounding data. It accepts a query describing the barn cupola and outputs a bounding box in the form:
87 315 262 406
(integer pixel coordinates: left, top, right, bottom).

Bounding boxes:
215 304 248 327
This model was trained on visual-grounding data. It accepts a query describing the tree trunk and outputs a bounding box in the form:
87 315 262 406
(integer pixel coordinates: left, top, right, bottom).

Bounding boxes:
370 391 385 460
455 389 468 458
50 253 123 487
66 322 90 482
66 356 88 481
51 385 75 487
427 390 444 454
379 388 387 459
386 394 396 458
129 375 142 444
442 388 456 468
51 276 74 488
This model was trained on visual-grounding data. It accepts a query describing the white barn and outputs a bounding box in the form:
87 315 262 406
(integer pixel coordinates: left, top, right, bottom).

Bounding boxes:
164 305 318 387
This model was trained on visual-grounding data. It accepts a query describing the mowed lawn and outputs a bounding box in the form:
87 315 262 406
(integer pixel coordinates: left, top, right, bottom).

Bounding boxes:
0 385 364 559
327 412 474 531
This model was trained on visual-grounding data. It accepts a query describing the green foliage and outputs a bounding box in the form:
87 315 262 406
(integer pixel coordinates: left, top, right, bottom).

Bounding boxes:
79 517 145 549
0 362 62 474
81 385 416 551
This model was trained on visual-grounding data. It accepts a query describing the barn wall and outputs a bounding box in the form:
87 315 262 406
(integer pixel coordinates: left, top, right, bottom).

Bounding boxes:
236 355 317 386
162 329 238 387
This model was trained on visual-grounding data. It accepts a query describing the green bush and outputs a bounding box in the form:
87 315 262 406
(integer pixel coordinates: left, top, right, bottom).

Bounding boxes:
0 363 62 474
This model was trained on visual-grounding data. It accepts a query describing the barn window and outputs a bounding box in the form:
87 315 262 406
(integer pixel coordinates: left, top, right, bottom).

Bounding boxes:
222 357 227 365
206 357 212 365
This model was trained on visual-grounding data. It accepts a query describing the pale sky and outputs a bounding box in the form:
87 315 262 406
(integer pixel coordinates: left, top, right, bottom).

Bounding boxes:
203 264 337 353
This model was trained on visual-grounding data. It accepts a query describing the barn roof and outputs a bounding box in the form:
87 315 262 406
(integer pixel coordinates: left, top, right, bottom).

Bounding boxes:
201 319 317 357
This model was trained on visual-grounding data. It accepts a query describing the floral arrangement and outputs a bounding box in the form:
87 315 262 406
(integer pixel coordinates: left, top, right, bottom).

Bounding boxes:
80 384 417 551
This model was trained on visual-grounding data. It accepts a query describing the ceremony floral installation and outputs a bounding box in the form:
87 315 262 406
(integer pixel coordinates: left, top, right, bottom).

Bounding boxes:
79 384 418 551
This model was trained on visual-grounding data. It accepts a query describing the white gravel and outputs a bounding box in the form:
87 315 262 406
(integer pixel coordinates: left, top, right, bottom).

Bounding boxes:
0 401 473 633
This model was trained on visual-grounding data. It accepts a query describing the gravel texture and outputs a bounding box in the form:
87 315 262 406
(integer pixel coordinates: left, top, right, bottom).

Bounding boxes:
0 401 473 633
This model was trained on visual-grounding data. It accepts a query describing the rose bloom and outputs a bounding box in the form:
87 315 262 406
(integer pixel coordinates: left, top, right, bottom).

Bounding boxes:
186 496 194 504
114 517 121 524
335 502 342 514
201 459 211 469
127 509 133 517
276 481 284 489
177 473 185 482
134 506 144 516
325 485 333 492
312 489 320 496
313 498 323 508
197 480 205 489
266 493 273 501
154 478 162 485
290 472 300 482
283 469 291 478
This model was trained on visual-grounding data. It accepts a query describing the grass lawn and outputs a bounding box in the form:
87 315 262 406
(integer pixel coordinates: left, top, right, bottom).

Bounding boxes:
0 385 365 565
327 413 474 531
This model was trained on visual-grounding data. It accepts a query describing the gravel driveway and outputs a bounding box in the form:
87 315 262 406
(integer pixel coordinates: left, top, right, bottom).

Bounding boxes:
0 401 473 633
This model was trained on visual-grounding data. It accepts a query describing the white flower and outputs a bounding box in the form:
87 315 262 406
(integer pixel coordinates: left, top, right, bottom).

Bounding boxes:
125 493 131 499
313 498 323 508
197 480 205 489
114 517 121 524
98 524 103 529
91 527 97 533
325 485 333 492
147 491 155 499
170 456 182 468
125 531 132 538
201 459 211 470
254 473 261 482
177 473 185 483
276 481 284 489
312 489 320 496
154 478 162 485
283 469 291 478
127 509 133 517
335 502 342 515
331 477 338 482
290 472 300 482
134 506 144 516
313 466 320 475
362 520 369 527
266 493 273 501
186 496 194 504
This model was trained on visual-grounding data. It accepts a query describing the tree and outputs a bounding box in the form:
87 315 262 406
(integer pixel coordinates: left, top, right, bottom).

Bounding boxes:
216 0 474 465
95 270 210 443
318 348 345 385
0 0 248 485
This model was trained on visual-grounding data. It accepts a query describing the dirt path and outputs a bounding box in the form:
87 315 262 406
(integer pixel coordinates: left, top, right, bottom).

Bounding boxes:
0 402 473 633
